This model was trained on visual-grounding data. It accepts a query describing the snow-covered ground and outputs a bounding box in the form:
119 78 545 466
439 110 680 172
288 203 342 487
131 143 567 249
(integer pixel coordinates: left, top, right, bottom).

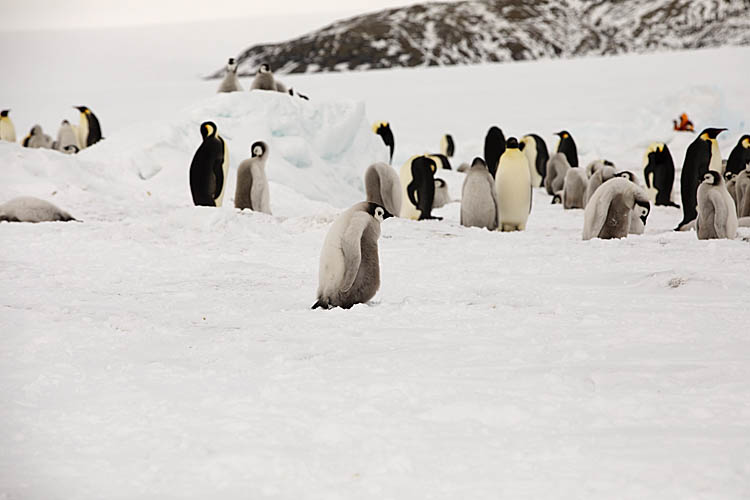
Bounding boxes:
1 33 750 499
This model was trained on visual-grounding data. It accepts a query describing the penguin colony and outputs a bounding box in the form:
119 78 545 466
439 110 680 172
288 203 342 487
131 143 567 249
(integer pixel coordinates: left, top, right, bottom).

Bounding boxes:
3 60 748 309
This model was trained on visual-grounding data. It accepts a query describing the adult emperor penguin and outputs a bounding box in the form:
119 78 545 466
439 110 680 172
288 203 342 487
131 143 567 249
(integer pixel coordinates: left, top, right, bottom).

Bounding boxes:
676 127 727 230
584 164 616 207
562 167 588 209
582 177 650 240
495 137 531 231
0 196 77 222
519 134 549 188
0 110 16 142
440 134 455 158
642 142 678 207
54 120 79 153
22 125 53 149
313 202 393 309
484 126 506 178
461 157 498 230
696 171 738 240
734 166 750 218
430 154 452 170
74 106 102 149
544 153 571 195
217 57 243 93
432 178 451 208
234 141 271 214
373 122 395 164
555 130 578 168
250 63 278 91
399 155 441 220
364 162 402 216
726 135 750 176
189 121 229 207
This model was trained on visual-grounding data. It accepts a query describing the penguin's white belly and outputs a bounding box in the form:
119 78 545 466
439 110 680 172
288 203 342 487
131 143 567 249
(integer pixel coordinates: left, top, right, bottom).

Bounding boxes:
524 147 541 187
399 160 421 220
214 136 230 207
0 120 15 142
318 217 349 296
77 119 89 149
709 141 723 174
645 172 657 202
497 165 531 225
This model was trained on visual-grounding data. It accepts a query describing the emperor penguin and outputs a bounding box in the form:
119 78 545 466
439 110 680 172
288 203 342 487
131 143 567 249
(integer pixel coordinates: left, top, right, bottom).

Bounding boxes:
584 159 613 179
74 106 102 149
733 166 750 218
584 164 616 207
274 79 288 94
0 196 76 223
562 167 588 209
234 141 271 214
399 155 441 220
250 63 278 91
364 162 402 216
724 171 738 211
495 137 532 231
54 120 79 153
429 154 452 170
313 202 393 309
726 135 750 176
642 142 678 207
555 130 578 168
519 133 549 187
22 125 53 149
440 134 455 158
696 171 738 240
0 110 16 142
544 153 571 195
461 157 498 230
189 121 229 207
432 178 451 208
217 57 243 93
484 126 506 178
676 127 727 230
582 177 650 240
373 122 395 164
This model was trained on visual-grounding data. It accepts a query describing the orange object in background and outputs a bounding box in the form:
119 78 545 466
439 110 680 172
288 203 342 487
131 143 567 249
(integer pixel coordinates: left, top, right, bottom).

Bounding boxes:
673 113 695 132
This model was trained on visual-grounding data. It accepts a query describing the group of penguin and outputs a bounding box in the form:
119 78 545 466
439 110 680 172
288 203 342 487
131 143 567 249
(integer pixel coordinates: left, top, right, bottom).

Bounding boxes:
216 58 309 100
0 106 102 154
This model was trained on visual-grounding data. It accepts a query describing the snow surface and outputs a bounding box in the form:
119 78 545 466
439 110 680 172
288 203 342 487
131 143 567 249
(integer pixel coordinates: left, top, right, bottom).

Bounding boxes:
1 41 750 499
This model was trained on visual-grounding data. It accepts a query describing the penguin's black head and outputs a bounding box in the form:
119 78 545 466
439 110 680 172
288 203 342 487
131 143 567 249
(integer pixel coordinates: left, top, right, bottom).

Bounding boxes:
61 119 69 125
724 171 735 181
259 64 270 74
635 199 650 225
74 106 89 113
702 170 721 186
505 137 519 149
0 109 8 117
63 145 80 154
603 159 615 166
699 128 727 140
739 135 750 148
616 171 635 182
200 121 217 139
228 57 235 65
366 203 393 222
435 178 446 188
471 157 487 169
250 141 266 157
487 126 503 140
556 130 570 139
551 193 562 205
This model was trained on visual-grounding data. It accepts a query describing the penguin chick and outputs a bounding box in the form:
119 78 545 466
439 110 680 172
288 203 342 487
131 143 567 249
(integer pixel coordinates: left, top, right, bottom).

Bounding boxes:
696 171 738 240
313 202 392 310
582 177 650 240
234 141 271 214
724 171 738 211
0 109 16 142
364 162 402 217
545 153 571 195
732 166 750 218
54 120 78 153
461 157 498 230
584 165 616 208
250 64 278 91
562 168 588 209
0 196 77 222
22 125 53 149
432 178 451 209
217 57 243 93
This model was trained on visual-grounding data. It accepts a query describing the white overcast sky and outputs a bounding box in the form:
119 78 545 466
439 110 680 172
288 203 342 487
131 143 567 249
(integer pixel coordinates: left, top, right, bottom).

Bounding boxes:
2 0 436 31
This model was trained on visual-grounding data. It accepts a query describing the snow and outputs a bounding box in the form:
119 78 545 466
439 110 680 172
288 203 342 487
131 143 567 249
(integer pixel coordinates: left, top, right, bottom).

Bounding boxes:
1 28 750 500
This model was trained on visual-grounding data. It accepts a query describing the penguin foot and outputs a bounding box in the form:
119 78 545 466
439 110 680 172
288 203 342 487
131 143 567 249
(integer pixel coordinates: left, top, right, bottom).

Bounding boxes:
311 299 329 310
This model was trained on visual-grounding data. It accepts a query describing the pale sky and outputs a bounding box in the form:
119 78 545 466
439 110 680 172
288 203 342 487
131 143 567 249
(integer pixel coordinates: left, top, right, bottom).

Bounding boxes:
1 0 435 31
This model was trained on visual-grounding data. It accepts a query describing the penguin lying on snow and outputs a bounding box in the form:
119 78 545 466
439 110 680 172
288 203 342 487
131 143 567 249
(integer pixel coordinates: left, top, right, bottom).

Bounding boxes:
400 155 441 220
189 121 229 207
677 127 726 230
0 196 77 222
696 171 737 240
0 110 16 142
235 141 271 214
461 157 498 230
217 57 242 93
250 64 278 91
495 137 531 231
373 122 395 164
22 125 53 149
364 162 402 217
432 178 452 208
582 177 650 240
520 134 548 188
313 202 392 310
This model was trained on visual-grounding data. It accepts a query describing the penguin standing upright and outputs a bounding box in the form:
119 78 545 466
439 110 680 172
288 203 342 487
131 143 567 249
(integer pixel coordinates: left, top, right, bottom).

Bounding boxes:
0 110 16 142
562 168 587 209
520 134 549 188
555 130 578 168
584 164 616 207
399 155 440 220
373 122 395 164
74 106 102 149
217 57 243 93
642 142 678 207
544 153 571 195
313 202 392 309
676 127 726 230
440 134 455 158
726 135 750 176
734 166 750 218
696 171 738 240
234 141 271 214
495 137 532 231
484 126 506 178
189 121 228 207
250 64 278 91
54 120 79 153
461 157 498 230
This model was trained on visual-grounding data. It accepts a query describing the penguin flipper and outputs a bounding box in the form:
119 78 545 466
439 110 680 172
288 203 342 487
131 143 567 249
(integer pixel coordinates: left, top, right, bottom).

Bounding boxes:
406 181 419 208
340 212 369 292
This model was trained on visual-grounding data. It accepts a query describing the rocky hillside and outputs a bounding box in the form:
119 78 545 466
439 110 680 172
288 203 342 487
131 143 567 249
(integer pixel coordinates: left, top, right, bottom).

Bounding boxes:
210 0 750 76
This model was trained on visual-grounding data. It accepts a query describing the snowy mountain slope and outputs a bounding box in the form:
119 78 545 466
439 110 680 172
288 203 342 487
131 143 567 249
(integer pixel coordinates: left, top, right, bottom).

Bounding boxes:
211 0 750 76
2 47 750 499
